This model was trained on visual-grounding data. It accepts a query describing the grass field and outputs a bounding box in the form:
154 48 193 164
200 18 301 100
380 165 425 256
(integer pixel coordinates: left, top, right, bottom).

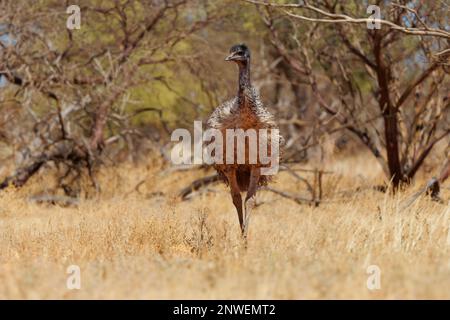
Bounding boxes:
0 155 449 299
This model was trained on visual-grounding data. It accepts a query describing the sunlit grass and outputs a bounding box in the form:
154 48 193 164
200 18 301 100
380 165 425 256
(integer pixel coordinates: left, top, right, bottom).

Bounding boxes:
0 155 449 299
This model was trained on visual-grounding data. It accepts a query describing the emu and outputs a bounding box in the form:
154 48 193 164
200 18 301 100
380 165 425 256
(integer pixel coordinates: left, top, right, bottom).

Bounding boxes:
207 44 282 238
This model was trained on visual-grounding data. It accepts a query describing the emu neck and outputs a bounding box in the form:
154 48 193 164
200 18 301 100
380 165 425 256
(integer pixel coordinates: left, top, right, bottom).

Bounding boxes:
238 61 251 97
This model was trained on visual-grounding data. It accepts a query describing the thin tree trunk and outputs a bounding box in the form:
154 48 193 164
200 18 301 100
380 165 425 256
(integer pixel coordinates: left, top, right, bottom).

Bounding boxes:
382 108 403 188
373 32 403 189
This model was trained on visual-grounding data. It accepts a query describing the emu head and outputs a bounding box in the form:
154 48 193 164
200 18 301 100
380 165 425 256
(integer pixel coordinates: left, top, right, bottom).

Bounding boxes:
225 44 250 65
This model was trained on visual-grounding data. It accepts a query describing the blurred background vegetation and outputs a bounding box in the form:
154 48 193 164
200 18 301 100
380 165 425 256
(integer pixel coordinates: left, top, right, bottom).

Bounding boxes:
0 0 448 200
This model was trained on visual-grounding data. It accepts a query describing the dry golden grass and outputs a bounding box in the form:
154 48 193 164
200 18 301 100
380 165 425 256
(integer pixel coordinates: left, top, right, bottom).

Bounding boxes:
0 155 449 299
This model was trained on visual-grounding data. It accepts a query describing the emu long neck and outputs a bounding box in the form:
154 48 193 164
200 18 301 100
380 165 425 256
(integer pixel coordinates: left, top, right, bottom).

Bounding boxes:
238 61 250 95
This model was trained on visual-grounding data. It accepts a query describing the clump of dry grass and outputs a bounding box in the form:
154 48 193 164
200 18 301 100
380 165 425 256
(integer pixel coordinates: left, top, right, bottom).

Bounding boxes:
0 155 449 299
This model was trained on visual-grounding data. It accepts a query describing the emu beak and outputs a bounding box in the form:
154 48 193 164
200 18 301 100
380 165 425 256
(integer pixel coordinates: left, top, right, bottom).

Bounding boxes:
225 53 236 61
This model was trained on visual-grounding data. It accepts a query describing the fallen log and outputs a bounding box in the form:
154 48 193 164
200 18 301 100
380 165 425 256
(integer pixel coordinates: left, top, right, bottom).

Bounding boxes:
178 174 221 200
260 186 315 205
401 158 450 209
426 158 450 200
0 140 88 191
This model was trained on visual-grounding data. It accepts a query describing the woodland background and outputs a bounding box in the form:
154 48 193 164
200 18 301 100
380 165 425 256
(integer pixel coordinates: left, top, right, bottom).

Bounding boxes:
0 0 449 299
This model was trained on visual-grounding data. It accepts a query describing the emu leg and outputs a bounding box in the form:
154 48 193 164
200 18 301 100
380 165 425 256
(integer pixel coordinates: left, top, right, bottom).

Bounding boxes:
227 169 244 233
243 167 260 238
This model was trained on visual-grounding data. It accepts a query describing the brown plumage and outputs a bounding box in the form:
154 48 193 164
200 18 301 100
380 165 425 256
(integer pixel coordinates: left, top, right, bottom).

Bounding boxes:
207 44 282 237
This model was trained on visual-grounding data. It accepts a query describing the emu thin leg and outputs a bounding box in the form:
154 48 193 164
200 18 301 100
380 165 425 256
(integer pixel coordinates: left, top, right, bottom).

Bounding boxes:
227 169 244 233
243 167 261 238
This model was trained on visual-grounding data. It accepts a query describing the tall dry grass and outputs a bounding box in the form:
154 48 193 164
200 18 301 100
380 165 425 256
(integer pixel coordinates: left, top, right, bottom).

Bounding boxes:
0 154 449 299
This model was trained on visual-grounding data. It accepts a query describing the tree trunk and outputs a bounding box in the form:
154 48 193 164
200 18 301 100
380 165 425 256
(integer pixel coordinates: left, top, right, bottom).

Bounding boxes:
382 107 403 188
373 32 403 189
